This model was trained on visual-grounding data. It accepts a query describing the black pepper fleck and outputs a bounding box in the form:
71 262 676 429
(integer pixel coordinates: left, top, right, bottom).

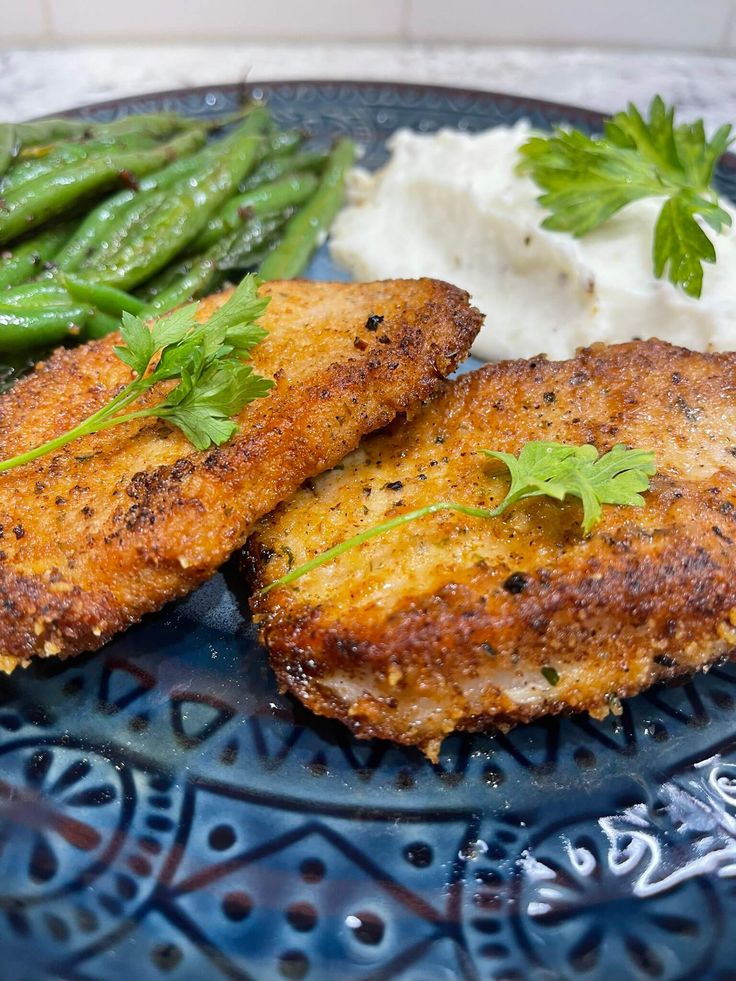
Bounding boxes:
384 480 403 491
503 572 528 594
543 391 556 403
13 525 24 540
365 314 383 331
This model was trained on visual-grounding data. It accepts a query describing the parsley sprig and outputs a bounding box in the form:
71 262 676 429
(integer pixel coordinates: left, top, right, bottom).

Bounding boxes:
517 96 734 298
262 441 656 593
0 274 273 474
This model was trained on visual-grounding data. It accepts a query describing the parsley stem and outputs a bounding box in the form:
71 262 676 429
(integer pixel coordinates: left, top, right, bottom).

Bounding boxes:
261 500 501 594
0 377 147 473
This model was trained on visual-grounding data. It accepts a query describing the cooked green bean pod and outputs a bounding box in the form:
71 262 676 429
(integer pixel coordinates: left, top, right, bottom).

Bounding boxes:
262 128 305 158
141 232 241 314
55 272 145 316
10 111 197 151
2 117 91 150
2 132 163 194
259 138 355 280
0 124 15 178
138 209 287 304
85 309 120 340
53 142 225 272
77 110 269 288
133 256 195 302
0 283 73 307
143 210 288 314
0 222 73 289
240 150 328 191
191 172 318 252
217 212 289 271
0 113 195 177
0 302 92 351
0 128 207 245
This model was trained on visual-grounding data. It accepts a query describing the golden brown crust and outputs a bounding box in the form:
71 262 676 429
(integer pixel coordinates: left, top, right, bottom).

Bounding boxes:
0 278 481 667
247 339 736 760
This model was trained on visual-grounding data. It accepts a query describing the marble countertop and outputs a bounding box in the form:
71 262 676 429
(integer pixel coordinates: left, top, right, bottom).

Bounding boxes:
1 43 736 125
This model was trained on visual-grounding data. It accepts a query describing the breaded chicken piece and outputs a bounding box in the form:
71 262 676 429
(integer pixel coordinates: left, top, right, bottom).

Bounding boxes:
0 278 480 670
247 340 736 760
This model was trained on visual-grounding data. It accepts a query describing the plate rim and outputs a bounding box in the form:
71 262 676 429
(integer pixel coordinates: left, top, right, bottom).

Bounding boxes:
42 77 608 124
40 78 736 172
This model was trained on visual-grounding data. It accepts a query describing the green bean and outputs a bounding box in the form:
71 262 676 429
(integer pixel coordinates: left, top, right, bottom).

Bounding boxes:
2 132 162 195
0 222 73 288
53 127 263 273
85 309 120 340
52 190 138 272
134 256 196 302
145 211 287 314
140 258 220 313
239 150 328 191
191 172 318 252
0 128 207 245
78 190 175 275
259 138 356 280
142 230 245 313
79 110 269 289
0 283 72 307
217 212 290 271
3 118 91 148
0 114 185 176
0 303 92 351
0 124 15 178
12 111 197 150
263 128 305 158
53 143 221 273
57 272 145 316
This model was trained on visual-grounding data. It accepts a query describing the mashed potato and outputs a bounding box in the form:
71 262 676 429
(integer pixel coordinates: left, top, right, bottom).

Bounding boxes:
330 122 736 361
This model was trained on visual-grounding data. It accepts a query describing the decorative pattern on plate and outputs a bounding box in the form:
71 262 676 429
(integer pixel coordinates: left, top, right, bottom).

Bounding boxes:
1 81 735 980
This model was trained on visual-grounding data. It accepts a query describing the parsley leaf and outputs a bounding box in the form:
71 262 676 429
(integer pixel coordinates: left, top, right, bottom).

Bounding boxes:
518 95 734 297
484 442 656 534
261 440 657 593
158 356 274 450
0 274 273 473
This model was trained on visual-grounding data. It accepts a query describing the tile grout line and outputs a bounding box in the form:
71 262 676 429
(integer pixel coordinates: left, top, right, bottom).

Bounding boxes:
720 0 736 51
40 0 55 41
400 0 412 42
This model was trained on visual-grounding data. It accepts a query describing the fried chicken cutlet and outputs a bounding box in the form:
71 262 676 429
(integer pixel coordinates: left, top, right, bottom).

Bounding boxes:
248 340 736 760
0 278 480 670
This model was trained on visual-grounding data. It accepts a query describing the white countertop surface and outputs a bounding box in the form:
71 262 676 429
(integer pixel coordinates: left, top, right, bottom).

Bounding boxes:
1 43 735 126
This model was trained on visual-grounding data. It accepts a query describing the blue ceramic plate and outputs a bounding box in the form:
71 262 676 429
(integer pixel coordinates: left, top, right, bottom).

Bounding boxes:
2 81 736 981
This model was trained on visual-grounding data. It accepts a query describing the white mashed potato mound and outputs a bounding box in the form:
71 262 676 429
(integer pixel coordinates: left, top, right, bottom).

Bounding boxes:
330 122 736 361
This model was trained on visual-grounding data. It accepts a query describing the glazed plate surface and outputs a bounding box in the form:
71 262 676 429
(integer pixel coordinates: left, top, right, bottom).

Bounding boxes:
2 81 736 981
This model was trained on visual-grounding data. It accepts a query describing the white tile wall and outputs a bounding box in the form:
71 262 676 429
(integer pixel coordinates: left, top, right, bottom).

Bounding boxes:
2 0 736 50
45 0 406 41
407 0 733 49
3 0 46 40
